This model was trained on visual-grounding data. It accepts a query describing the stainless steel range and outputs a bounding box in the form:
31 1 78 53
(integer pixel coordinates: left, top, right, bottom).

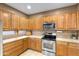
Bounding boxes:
42 33 56 56
42 22 56 56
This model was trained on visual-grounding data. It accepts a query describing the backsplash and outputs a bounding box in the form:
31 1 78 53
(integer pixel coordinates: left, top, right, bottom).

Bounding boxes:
32 30 44 36
3 30 31 39
57 31 78 39
3 31 17 39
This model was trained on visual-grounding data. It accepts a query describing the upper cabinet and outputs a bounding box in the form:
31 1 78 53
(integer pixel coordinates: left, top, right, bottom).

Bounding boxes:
19 16 29 30
55 14 65 30
0 4 79 31
35 18 44 30
12 14 20 30
0 9 12 30
77 4 79 30
65 12 77 30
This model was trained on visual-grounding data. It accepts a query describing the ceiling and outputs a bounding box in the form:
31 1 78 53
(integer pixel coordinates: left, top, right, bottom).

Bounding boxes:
6 3 76 15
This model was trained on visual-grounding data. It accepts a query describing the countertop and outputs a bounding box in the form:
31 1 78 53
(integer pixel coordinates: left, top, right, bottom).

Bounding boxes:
3 35 43 44
57 38 79 43
3 36 79 44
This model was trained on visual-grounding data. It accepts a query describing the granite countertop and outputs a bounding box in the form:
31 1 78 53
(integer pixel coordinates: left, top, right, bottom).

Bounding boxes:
56 38 79 43
3 36 79 44
3 35 43 44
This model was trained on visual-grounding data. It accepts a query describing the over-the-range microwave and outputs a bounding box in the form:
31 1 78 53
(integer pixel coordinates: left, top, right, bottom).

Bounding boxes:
43 23 55 30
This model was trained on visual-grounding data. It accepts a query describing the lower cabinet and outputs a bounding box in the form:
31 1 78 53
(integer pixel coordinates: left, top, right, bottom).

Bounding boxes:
56 41 68 56
3 38 42 56
23 38 28 51
56 41 79 56
35 38 42 52
67 43 79 56
3 40 24 56
28 38 42 52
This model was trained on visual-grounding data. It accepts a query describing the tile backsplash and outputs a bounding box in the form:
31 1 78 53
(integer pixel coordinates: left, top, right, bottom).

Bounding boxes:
57 31 78 39
32 30 44 36
3 31 17 39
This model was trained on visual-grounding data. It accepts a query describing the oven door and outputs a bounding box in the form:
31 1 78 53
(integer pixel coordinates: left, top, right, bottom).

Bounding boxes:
42 40 55 52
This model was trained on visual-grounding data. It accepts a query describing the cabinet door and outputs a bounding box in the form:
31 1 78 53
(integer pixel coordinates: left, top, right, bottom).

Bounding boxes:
65 12 77 30
23 39 28 51
35 18 43 30
28 38 36 50
28 19 34 30
57 14 65 30
19 16 28 30
35 39 42 52
0 10 12 30
56 41 68 56
52 15 58 30
12 14 19 30
68 43 79 56
77 11 79 30
43 16 51 23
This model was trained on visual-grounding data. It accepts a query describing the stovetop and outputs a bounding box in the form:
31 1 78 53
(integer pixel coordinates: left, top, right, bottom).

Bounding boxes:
42 35 56 41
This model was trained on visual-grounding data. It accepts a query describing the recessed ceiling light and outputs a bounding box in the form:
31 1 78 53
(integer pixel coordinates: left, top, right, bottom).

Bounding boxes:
27 5 31 9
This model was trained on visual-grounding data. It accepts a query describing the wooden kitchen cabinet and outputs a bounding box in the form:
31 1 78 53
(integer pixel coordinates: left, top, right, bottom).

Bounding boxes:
56 14 65 30
29 38 36 50
43 16 51 23
56 41 68 56
65 12 77 30
28 38 42 52
23 38 28 51
12 14 20 30
77 8 79 30
35 38 42 52
56 41 79 56
28 19 35 30
0 9 12 30
3 40 24 56
19 16 29 30
68 42 79 56
35 18 44 30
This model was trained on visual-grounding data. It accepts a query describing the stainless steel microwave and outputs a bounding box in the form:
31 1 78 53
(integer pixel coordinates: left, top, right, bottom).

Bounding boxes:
43 23 55 30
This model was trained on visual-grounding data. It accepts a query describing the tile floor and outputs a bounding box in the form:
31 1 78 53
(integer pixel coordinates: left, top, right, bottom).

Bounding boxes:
20 50 45 56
